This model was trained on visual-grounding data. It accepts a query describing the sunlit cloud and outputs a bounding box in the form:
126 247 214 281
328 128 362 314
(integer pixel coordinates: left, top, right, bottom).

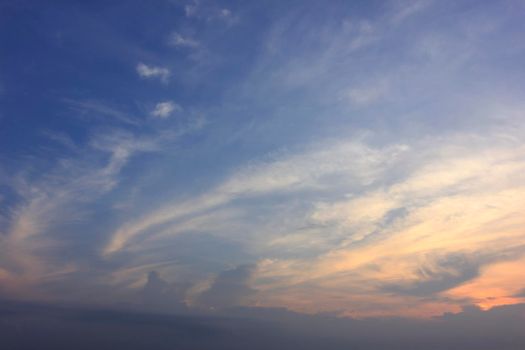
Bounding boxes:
99 123 525 316
250 134 525 316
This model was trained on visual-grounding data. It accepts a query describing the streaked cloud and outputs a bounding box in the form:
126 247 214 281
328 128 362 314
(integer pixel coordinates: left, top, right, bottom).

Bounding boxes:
0 129 157 298
343 80 389 105
102 139 405 256
251 133 525 316
168 32 200 49
63 99 140 126
99 122 525 316
389 0 433 24
2 0 525 323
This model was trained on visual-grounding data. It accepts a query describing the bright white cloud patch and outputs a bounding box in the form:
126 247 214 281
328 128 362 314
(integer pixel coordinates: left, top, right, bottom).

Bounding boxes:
151 101 180 118
136 63 170 83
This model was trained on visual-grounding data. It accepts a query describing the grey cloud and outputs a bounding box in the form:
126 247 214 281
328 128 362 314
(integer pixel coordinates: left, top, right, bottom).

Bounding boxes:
381 207 409 227
513 288 525 298
196 264 256 310
381 253 481 296
142 271 188 312
381 248 525 298
141 233 252 272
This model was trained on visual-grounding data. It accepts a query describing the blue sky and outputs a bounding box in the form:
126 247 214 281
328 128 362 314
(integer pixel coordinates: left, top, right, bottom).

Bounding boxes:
1 0 525 318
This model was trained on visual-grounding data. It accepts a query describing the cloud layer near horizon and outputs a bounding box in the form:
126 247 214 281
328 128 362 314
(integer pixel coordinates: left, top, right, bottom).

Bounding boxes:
2 298 525 350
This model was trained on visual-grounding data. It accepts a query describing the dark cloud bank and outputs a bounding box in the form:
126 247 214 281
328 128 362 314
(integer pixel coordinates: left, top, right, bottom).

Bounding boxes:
1 298 524 350
2 267 524 349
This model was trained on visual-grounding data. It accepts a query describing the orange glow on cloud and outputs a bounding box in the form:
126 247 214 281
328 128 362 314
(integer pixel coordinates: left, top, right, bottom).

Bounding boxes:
251 143 525 317
445 256 525 310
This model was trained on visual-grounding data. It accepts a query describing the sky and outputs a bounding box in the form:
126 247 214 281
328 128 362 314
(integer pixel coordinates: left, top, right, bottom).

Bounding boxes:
1 0 525 325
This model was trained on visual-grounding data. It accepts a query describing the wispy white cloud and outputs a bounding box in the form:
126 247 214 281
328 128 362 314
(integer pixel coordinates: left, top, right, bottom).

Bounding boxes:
0 107 205 300
219 8 232 19
342 20 378 51
4 0 524 319
102 139 407 256
102 122 525 317
136 62 170 83
151 101 181 118
63 99 140 126
342 79 389 105
0 130 156 298
168 32 200 49
252 132 525 316
389 0 433 24
216 8 238 26
184 0 237 24
184 0 199 18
